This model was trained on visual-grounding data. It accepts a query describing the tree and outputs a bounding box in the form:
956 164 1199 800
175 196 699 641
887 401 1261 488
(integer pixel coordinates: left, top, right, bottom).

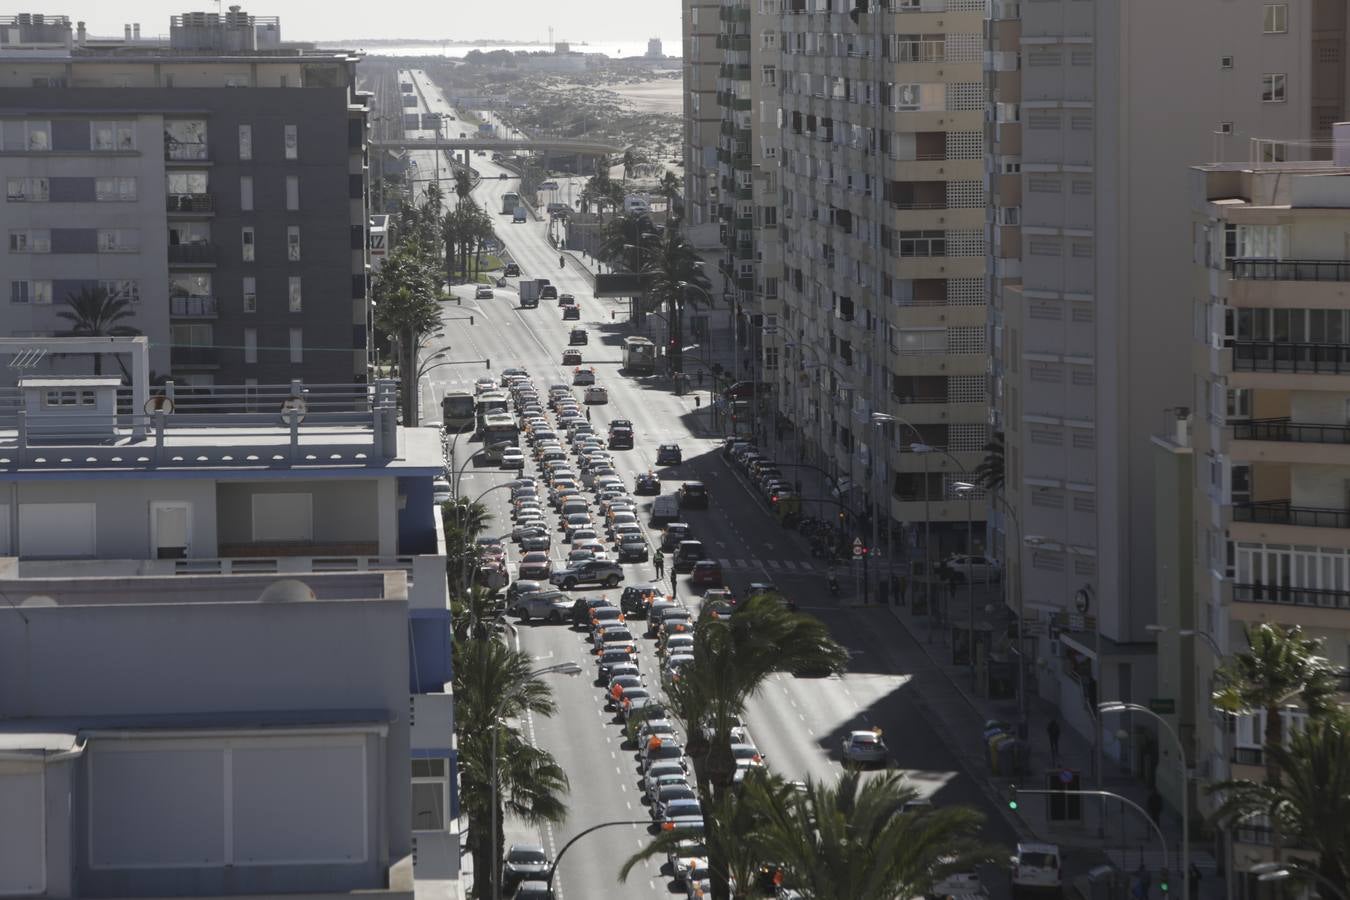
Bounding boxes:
658 170 683 221
972 431 1004 494
1210 710 1350 891
454 638 570 900
598 212 658 271
58 286 141 377
1212 623 1340 786
661 595 847 899
645 226 712 375
453 169 473 205
745 770 994 900
371 241 442 425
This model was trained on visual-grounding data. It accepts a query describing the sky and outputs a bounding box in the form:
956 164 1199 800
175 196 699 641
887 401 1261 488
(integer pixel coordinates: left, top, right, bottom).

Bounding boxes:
52 1 682 43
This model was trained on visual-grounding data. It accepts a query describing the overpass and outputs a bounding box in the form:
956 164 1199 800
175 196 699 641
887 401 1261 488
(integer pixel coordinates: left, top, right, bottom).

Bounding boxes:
371 136 626 156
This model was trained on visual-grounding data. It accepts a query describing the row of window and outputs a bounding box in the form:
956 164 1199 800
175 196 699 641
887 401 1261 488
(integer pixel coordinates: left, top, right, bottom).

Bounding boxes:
6 173 302 210
172 323 305 364
8 228 140 253
1 119 302 159
11 275 305 312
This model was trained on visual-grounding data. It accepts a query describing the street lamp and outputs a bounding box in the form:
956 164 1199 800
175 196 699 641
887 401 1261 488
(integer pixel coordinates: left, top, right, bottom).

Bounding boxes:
1250 862 1348 900
902 435 965 622
954 481 978 685
1101 701 1190 900
990 491 1029 722
491 661 584 900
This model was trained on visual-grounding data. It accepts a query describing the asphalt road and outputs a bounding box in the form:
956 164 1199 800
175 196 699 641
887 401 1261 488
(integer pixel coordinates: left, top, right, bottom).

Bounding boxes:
403 71 1021 900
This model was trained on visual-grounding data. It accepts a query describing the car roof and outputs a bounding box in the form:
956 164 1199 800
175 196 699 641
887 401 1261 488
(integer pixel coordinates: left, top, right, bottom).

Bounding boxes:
849 730 881 740
682 481 706 488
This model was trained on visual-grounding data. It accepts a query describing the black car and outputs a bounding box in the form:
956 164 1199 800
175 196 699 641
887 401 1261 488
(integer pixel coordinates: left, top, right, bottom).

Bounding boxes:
608 428 634 450
504 263 520 277
569 328 588 345
571 595 612 626
617 536 650 562
621 585 662 617
562 306 580 321
635 472 661 495
656 443 682 465
678 481 709 509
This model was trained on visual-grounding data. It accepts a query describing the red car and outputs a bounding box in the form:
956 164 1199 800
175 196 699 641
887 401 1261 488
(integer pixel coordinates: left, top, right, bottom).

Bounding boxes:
689 560 723 588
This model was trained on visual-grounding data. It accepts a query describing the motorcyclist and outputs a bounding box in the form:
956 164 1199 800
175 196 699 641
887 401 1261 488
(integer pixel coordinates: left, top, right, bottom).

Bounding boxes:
559 254 565 268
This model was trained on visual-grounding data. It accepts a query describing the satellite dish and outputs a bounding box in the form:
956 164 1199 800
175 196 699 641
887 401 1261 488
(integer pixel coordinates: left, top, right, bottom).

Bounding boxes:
144 395 175 415
279 395 308 424
258 579 316 603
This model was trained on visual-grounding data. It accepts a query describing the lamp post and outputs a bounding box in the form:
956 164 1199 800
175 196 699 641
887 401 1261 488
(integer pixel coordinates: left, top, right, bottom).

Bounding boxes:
490 661 584 900
1101 701 1190 900
954 481 978 685
1251 862 1348 900
989 491 1029 722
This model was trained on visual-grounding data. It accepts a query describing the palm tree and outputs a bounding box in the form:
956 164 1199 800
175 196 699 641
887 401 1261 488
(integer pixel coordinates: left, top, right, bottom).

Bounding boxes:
658 170 682 222
454 637 571 900
598 213 658 271
746 770 994 900
1212 623 1339 786
58 286 141 377
662 595 847 899
973 431 1004 494
646 226 713 375
1210 710 1350 890
372 242 442 424
622 148 639 182
453 169 473 205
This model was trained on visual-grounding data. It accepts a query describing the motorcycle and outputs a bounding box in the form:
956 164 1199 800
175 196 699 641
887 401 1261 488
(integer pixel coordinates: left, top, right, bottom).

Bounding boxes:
559 255 566 269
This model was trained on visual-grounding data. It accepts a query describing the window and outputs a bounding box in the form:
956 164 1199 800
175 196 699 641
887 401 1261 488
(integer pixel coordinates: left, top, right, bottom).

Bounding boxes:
10 280 52 304
166 171 208 196
164 119 207 159
1262 73 1287 102
100 279 140 303
238 124 253 160
242 226 255 261
244 328 258 364
1218 122 1234 135
1256 140 1288 162
9 229 50 252
289 327 303 363
243 276 257 312
411 759 449 831
762 65 776 86
284 124 298 159
169 273 212 299
896 328 946 356
6 177 49 201
98 229 140 253
1227 388 1251 420
287 225 301 261
0 120 51 151
240 175 254 211
288 276 302 312
1263 3 1288 33
91 119 136 151
1220 55 1234 69
95 176 137 201
285 175 299 211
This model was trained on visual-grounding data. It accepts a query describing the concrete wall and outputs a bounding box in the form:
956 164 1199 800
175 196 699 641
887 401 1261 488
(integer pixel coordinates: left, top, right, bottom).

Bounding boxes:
216 478 380 548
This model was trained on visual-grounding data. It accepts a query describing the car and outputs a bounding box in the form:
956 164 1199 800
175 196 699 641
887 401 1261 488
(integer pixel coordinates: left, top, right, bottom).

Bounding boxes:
620 585 662 617
660 633 695 659
605 674 644 708
943 554 1003 583
514 881 553 900
500 447 525 469
475 285 494 300
501 844 550 891
673 540 706 572
558 292 576 306
683 859 713 897
637 717 678 746
658 799 705 831
504 263 520 276
475 376 497 394
514 590 571 624
562 305 580 321
642 739 686 773
520 532 551 552
609 418 633 432
616 536 650 563
1010 842 1062 896
608 428 634 449
656 443 683 465
730 743 766 773
561 348 582 365
841 729 888 766
550 559 624 589
644 760 689 796
518 551 553 581
511 521 547 541
571 367 596 386
500 367 528 386
689 559 723 588
634 472 661 495
569 328 588 345
432 477 452 504
678 481 709 509
584 386 608 404
650 782 698 819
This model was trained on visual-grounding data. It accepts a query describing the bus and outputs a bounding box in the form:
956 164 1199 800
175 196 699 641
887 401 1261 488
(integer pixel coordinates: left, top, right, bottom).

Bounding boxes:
441 390 475 432
622 336 656 375
475 391 509 432
480 414 520 462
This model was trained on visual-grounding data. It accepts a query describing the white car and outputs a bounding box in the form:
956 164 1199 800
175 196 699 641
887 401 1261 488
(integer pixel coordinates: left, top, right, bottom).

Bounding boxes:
944 554 1002 583
432 478 452 504
1010 842 1061 895
572 367 596 386
584 386 608 404
500 447 525 469
841 729 888 765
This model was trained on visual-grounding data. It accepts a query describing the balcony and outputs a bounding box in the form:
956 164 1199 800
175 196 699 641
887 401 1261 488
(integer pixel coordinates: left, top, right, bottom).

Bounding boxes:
1231 258 1350 282
170 296 219 318
1232 499 1350 529
167 242 219 265
1232 417 1350 444
1233 582 1350 609
164 143 209 162
166 193 215 214
1232 341 1350 375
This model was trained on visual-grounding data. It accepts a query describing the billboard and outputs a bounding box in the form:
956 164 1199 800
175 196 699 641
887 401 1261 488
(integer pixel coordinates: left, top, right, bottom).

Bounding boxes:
594 272 656 297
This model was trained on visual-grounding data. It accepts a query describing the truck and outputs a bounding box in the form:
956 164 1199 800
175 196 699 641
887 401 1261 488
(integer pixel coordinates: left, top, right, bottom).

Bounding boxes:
501 192 520 215
512 206 528 224
519 279 544 308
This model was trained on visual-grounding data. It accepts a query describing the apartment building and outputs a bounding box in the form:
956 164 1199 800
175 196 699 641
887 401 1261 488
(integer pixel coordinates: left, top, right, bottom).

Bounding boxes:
1182 153 1350 886
986 0 1346 745
0 10 371 387
683 0 723 239
0 567 414 898
777 0 990 569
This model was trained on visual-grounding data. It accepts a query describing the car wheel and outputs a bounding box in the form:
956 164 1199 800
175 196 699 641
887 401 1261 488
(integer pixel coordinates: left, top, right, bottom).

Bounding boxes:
564 578 577 590
605 575 621 587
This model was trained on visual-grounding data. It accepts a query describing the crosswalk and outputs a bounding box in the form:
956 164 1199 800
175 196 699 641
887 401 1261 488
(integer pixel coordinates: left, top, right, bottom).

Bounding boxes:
715 557 823 573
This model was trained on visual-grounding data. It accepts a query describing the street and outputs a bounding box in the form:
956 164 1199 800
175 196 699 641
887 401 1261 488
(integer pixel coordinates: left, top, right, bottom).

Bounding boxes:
402 69 1020 900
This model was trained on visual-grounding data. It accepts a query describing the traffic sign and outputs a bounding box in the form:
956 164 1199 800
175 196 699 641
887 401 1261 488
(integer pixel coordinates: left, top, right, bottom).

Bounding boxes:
852 538 864 559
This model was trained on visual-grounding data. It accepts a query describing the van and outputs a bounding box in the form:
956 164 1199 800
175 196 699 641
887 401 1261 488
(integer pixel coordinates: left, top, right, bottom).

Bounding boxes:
651 494 680 526
674 540 706 572
512 206 528 223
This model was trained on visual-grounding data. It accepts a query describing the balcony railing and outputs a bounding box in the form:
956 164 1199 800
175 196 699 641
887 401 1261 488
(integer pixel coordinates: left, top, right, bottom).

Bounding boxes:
167 242 219 265
1233 581 1350 608
1231 746 1264 767
164 142 209 161
170 296 218 317
1231 417 1350 444
1232 499 1350 529
1231 340 1350 374
166 193 214 213
1231 258 1350 282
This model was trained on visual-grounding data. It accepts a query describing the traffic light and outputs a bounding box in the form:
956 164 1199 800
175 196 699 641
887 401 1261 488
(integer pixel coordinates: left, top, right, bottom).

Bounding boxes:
1159 869 1169 893
1006 784 1018 810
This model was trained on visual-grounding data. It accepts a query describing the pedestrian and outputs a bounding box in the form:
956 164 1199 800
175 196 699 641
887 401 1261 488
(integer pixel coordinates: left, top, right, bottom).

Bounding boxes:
585 407 591 422
654 553 665 579
1187 862 1201 900
1146 788 1164 827
1046 718 1061 765
695 395 701 408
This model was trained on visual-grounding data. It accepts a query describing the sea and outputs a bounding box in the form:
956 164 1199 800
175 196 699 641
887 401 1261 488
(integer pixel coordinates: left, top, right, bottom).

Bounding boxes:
351 39 683 59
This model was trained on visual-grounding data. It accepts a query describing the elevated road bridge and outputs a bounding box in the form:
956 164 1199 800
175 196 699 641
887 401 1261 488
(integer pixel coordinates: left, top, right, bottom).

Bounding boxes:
371 136 625 156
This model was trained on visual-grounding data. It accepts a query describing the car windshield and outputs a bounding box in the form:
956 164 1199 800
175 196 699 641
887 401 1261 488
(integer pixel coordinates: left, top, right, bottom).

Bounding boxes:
1020 851 1057 868
510 848 548 864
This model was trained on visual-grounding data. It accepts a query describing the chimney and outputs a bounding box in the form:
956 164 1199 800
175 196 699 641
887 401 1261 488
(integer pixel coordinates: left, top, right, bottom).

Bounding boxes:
1335 122 1350 167
124 24 131 40
133 23 140 39
76 20 86 42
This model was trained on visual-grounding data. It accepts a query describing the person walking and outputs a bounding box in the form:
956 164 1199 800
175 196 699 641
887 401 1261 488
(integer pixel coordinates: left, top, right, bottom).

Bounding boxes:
1046 718 1062 766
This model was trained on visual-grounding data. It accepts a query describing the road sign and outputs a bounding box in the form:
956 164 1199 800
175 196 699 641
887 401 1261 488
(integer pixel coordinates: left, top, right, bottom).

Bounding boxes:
852 538 864 559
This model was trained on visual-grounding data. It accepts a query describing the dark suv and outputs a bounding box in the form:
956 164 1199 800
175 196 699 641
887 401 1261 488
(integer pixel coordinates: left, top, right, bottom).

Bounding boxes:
678 481 709 510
